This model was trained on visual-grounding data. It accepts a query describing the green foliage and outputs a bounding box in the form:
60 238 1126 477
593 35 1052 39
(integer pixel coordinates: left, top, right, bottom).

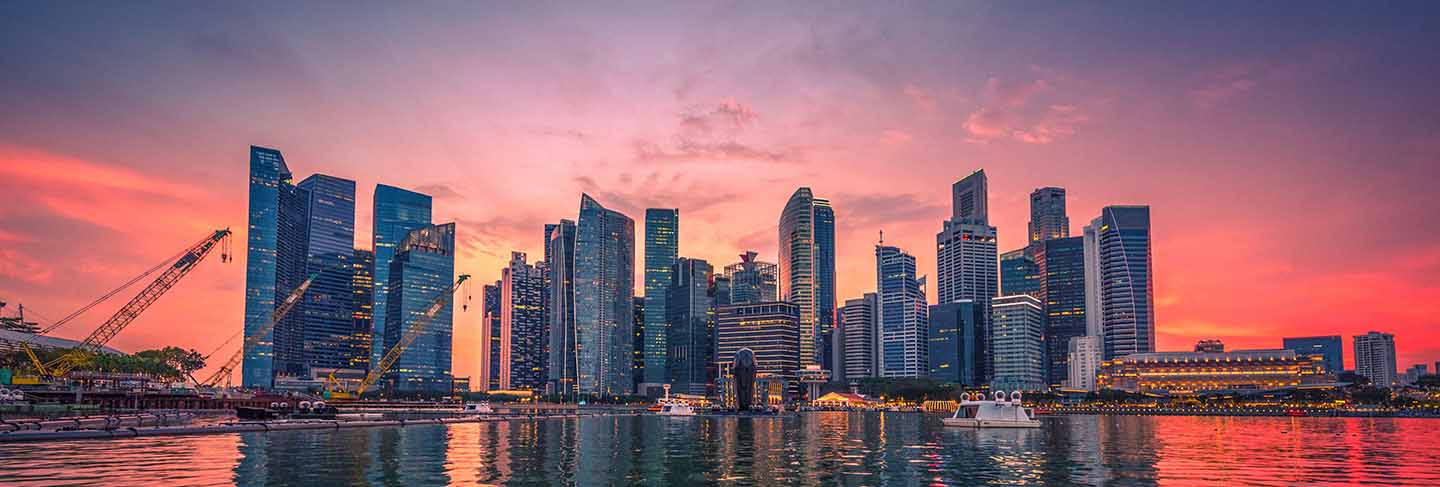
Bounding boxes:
0 346 205 380
854 378 973 402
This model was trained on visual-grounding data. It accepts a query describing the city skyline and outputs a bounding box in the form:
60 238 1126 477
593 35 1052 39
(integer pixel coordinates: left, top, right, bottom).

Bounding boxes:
4 3 1439 386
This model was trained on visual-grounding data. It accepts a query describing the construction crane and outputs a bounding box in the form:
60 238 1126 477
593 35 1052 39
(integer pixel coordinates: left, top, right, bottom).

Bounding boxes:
198 274 317 388
329 274 469 400
36 229 232 378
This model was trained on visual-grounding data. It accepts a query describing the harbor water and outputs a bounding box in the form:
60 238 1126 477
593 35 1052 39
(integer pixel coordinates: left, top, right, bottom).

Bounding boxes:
1 412 1438 486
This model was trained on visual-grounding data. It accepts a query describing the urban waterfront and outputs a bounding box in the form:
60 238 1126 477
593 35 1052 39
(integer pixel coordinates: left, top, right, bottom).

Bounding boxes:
3 413 1438 486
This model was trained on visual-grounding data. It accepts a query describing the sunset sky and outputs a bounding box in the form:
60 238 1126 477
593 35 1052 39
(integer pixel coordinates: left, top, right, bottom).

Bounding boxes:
2 2 1438 383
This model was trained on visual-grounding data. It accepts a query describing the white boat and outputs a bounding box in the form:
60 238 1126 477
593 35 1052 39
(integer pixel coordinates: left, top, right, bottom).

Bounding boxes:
656 384 695 416
943 391 1041 428
463 402 494 414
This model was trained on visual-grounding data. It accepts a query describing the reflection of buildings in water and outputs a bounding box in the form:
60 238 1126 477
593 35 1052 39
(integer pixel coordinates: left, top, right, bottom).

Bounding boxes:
1049 416 1108 485
1098 415 1159 482
235 424 451 485
576 416 638 485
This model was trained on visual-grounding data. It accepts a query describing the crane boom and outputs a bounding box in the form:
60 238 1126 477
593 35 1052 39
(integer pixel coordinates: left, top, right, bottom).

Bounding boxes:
200 274 317 387
346 274 469 398
45 229 232 377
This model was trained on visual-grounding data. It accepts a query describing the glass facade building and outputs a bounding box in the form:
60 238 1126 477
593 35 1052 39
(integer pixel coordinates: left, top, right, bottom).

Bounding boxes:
877 245 928 378
480 281 502 391
370 185 433 370
928 300 985 386
1037 236 1087 388
666 258 714 396
242 146 311 387
1282 335 1344 373
999 248 1040 297
1028 187 1069 243
723 251 778 305
545 220 577 395
716 302 801 389
349 249 374 372
642 208 679 390
573 195 635 395
502 252 547 391
778 188 836 371
382 223 456 396
991 294 1046 391
1095 206 1154 360
296 174 358 374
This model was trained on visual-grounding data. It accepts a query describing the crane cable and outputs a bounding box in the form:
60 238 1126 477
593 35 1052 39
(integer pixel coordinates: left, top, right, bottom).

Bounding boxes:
36 245 191 336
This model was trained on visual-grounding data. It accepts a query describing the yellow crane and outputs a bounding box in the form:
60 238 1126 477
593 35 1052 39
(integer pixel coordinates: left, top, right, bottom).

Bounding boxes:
30 229 232 379
329 274 469 400
197 274 317 388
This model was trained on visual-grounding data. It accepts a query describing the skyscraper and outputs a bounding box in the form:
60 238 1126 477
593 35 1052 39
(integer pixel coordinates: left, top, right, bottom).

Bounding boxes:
1028 187 1069 243
480 282 501 391
877 244 928 378
641 208 678 392
1066 335 1101 391
999 248 1039 297
501 252 546 391
296 174 359 375
724 251 778 305
1283 336 1344 373
632 297 645 393
936 170 998 381
545 220 577 396
716 302 801 390
371 185 433 371
383 223 456 396
1037 236 1087 388
1353 331 1398 387
991 294 1046 391
1094 206 1154 360
928 300 985 386
573 194 635 395
840 293 878 380
778 188 837 371
243 146 309 388
350 249 374 372
667 258 714 396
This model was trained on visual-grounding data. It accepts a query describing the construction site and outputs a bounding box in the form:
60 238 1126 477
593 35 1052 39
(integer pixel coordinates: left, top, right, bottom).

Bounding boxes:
0 228 491 436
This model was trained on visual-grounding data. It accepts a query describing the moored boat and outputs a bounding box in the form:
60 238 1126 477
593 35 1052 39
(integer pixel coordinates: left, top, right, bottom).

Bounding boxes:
943 391 1041 428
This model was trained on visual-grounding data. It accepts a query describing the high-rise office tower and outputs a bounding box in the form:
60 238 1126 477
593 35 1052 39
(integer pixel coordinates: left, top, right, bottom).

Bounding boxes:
1028 187 1069 243
632 297 645 394
1283 336 1344 373
712 276 732 308
1353 331 1398 387
936 170 998 381
1066 335 1101 391
667 258 714 396
999 248 1040 297
928 300 985 386
371 185 433 370
295 174 358 375
350 249 374 372
480 282 501 391
778 188 837 371
574 194 635 395
545 220 577 395
877 244 928 378
642 208 679 392
724 251 779 305
840 293 878 380
1093 206 1154 360
1082 219 1101 339
1037 236 1087 388
500 252 546 391
715 302 801 388
991 294 1045 391
242 146 311 388
382 223 456 396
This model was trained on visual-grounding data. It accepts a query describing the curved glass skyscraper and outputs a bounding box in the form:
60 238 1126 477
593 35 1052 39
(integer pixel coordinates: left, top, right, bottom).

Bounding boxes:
574 194 635 395
778 188 836 371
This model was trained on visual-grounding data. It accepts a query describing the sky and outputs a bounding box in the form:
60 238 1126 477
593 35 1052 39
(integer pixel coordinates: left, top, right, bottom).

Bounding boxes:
2 2 1439 384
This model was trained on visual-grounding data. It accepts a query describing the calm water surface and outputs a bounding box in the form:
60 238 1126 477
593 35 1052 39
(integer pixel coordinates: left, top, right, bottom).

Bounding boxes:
1 413 1437 486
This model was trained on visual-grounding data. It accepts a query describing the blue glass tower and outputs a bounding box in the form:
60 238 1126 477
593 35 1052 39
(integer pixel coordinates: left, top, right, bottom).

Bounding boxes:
666 257 713 396
546 220 577 396
1283 335 1344 373
999 248 1040 297
242 146 309 388
877 244 927 378
1037 236 1087 388
296 174 357 374
382 223 456 396
1096 206 1154 360
574 195 635 395
642 208 678 392
371 185 432 370
928 301 985 386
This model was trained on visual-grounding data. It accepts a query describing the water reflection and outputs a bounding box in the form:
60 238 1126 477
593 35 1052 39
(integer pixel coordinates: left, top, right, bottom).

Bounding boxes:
3 414 1440 486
